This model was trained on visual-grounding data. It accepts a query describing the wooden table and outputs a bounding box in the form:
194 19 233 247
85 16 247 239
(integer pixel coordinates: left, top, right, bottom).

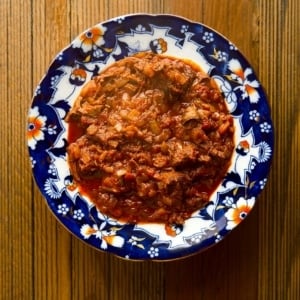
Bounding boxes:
1 0 299 299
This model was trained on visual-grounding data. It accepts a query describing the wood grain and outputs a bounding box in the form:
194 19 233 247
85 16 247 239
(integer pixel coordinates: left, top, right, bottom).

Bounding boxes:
258 0 300 299
0 0 299 299
0 0 33 298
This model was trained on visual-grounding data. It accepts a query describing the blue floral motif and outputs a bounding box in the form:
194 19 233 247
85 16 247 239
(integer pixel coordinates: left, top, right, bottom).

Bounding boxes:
249 110 260 121
223 196 234 207
73 209 84 220
44 178 62 199
260 122 272 133
180 25 189 33
202 31 214 43
135 24 146 32
148 247 159 258
259 178 268 189
57 203 69 216
48 164 57 176
50 75 60 87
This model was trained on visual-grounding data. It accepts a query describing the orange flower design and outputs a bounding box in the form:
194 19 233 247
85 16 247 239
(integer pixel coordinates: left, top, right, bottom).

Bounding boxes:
27 107 47 150
157 38 167 53
228 59 260 103
150 38 168 54
69 67 87 85
236 140 250 156
225 197 255 230
79 27 104 53
80 224 125 249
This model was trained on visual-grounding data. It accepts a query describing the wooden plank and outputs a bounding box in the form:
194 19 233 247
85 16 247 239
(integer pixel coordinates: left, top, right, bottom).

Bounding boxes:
257 2 280 298
163 0 204 22
0 1 11 297
106 0 164 17
0 0 33 298
258 0 300 299
108 257 165 300
70 242 111 299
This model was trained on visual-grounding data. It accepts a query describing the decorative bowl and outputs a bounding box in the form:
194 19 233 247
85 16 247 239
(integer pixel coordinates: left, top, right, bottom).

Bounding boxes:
27 14 273 260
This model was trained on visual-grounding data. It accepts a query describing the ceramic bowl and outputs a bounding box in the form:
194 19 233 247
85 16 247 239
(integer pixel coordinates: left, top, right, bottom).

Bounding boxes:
27 14 273 260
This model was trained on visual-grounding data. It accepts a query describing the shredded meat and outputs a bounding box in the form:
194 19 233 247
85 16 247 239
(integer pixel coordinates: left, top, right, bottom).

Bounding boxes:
66 52 234 224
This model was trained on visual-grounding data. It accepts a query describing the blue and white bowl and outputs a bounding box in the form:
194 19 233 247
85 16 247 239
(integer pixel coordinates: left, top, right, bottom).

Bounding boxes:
27 14 273 260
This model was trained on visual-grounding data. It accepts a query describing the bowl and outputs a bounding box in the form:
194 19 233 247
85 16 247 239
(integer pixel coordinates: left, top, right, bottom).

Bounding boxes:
27 14 273 261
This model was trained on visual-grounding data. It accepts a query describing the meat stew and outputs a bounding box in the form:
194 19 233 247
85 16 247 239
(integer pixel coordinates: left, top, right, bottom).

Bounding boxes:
66 52 234 225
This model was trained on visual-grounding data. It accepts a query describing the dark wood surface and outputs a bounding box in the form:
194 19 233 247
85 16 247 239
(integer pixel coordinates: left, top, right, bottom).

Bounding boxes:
1 0 299 299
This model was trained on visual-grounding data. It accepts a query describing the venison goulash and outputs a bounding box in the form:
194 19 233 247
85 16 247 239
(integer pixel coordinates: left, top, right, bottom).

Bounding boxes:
66 52 235 225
